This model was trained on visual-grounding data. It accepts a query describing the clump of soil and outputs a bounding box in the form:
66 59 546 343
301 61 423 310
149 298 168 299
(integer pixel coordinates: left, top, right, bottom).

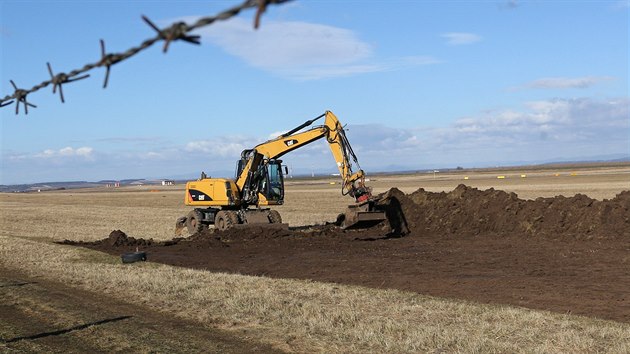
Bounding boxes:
106 230 153 246
378 184 629 238
60 229 157 247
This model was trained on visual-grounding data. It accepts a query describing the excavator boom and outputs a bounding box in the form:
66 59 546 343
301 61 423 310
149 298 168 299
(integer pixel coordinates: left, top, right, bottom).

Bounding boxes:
237 111 372 204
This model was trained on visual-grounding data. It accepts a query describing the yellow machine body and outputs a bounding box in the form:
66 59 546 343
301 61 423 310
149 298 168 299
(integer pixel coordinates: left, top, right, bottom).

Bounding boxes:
185 178 277 207
184 178 240 207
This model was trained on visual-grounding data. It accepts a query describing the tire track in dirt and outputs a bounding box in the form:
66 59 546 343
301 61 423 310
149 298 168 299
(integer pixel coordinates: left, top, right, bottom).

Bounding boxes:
0 267 280 353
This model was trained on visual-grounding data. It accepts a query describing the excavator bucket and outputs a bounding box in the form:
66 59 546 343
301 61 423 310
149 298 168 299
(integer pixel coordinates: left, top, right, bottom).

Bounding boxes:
338 192 410 236
339 200 387 230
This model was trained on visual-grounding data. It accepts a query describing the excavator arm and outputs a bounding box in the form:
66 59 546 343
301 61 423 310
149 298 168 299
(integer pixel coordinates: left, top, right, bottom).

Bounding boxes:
319 111 371 201
236 111 372 206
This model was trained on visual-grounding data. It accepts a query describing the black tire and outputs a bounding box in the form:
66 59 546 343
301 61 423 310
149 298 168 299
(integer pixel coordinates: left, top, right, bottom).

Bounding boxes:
121 251 147 264
226 211 240 226
215 210 234 231
268 210 282 224
186 210 206 234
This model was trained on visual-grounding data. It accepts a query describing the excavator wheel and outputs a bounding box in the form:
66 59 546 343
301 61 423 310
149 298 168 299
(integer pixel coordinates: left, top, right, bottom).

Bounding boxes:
226 210 239 226
215 210 235 231
268 210 282 224
186 210 206 234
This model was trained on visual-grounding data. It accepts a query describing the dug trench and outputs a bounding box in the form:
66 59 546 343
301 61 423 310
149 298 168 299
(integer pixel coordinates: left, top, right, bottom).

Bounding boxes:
62 185 630 323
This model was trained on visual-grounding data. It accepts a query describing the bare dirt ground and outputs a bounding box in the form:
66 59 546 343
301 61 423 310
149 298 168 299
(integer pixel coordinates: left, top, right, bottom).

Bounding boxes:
68 168 630 324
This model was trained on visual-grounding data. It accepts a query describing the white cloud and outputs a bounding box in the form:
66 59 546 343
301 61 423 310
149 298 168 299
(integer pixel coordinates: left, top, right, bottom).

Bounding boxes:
192 17 437 80
332 97 629 169
202 18 371 67
9 146 95 160
185 135 254 157
441 32 482 45
267 131 286 139
520 76 614 90
435 98 629 155
143 151 164 159
280 56 440 81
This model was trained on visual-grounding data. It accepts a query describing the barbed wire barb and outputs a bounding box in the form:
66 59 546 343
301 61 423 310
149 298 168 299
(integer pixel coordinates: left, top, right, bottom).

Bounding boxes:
142 16 201 53
0 0 292 114
254 0 269 29
9 80 37 115
98 39 124 89
47 62 90 103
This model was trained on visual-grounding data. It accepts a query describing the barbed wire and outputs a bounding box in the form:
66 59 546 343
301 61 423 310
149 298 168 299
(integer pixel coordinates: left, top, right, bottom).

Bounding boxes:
0 0 291 115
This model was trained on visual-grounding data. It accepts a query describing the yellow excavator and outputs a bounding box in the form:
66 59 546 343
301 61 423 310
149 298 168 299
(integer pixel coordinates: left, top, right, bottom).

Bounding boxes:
175 110 387 234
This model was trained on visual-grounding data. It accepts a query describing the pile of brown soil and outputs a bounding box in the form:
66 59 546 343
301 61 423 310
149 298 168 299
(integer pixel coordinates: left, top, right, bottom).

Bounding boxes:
380 184 629 238
60 230 156 247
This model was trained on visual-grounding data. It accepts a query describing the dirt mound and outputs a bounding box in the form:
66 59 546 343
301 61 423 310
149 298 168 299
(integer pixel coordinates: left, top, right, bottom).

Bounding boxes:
59 230 157 247
105 230 153 246
379 184 629 238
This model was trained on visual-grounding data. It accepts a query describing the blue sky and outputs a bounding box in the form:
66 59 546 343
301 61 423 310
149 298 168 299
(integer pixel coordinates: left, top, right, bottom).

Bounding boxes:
1 0 628 184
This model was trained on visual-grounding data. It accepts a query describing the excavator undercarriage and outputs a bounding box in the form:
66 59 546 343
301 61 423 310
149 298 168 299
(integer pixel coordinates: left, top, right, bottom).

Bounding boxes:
175 207 288 235
175 201 390 235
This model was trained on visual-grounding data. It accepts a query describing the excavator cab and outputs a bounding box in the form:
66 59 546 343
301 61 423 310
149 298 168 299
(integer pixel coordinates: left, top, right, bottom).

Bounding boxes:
235 157 285 206
257 160 285 204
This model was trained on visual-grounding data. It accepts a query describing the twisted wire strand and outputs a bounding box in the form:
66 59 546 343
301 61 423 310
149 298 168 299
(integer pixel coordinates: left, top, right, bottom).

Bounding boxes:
0 0 291 114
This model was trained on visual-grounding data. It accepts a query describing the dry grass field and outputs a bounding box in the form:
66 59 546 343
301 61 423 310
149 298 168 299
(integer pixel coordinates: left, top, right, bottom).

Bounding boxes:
1 164 629 352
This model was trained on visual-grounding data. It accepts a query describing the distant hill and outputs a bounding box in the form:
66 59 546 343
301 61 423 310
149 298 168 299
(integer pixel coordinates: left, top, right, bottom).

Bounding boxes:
2 157 628 193
0 181 100 193
0 179 173 193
